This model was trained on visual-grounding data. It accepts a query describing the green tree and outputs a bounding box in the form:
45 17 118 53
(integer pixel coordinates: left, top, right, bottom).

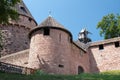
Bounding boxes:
0 0 20 24
97 13 120 39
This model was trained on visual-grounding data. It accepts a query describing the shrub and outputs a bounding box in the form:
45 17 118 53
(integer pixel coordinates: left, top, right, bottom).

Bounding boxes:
34 70 47 75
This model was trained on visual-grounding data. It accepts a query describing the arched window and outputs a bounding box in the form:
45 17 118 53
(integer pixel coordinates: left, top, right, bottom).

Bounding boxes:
78 66 84 74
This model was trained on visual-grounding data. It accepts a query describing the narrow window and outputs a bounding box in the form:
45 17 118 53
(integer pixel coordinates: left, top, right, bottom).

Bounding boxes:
44 28 50 35
28 18 32 22
99 44 104 50
115 41 119 47
58 64 64 68
59 34 61 42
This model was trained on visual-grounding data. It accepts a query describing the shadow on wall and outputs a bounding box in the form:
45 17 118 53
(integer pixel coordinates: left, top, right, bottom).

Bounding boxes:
37 55 53 73
88 49 100 73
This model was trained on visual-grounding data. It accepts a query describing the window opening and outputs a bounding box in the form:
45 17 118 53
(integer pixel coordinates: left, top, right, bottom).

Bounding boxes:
115 41 119 47
28 18 32 22
99 44 104 50
58 64 64 68
44 28 50 35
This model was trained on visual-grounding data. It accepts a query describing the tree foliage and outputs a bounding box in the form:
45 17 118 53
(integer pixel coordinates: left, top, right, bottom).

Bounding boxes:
97 13 120 39
0 0 20 24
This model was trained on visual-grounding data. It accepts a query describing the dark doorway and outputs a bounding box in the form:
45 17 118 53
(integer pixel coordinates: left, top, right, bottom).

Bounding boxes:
78 66 84 74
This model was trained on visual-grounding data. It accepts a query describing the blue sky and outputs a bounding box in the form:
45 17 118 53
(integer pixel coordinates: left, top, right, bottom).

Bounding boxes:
24 0 120 41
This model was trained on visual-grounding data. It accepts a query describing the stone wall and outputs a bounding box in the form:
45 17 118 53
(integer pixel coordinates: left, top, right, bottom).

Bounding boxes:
28 28 72 74
28 28 90 75
89 41 120 73
70 43 90 74
0 15 37 56
0 25 30 56
10 15 37 29
0 49 29 67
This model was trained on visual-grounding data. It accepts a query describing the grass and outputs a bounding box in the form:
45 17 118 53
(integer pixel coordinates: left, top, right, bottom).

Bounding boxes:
0 70 120 80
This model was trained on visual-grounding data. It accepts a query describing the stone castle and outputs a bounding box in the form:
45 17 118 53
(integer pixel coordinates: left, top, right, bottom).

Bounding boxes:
0 1 120 75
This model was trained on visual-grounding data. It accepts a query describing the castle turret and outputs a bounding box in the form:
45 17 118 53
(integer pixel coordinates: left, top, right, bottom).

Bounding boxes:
78 28 92 44
0 0 37 56
28 16 73 74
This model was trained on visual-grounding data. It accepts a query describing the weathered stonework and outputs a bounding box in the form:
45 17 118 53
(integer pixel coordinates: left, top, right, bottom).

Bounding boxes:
1 16 120 74
28 17 90 74
0 49 29 67
28 29 73 74
0 1 37 56
89 38 120 73
0 24 30 56
0 0 120 75
71 44 90 74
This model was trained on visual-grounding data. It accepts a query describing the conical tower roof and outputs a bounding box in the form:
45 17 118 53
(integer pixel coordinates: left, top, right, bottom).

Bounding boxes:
15 0 34 19
29 16 72 39
38 16 65 29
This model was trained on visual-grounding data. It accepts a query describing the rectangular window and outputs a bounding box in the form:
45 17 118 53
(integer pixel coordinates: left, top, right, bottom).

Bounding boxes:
58 64 64 68
44 28 50 35
115 41 119 47
99 44 104 50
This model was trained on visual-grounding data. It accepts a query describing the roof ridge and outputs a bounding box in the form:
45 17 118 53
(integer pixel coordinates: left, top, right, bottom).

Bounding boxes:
90 37 120 46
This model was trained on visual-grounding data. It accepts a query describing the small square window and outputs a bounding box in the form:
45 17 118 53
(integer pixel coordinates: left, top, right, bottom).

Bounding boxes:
99 44 104 50
115 41 119 47
44 28 50 35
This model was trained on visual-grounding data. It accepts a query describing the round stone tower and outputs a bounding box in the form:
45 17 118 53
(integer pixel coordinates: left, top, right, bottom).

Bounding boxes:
28 16 73 74
0 0 37 56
